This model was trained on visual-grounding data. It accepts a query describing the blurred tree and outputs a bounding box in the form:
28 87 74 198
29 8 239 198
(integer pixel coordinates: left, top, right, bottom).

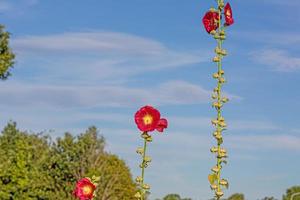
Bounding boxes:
160 194 191 200
227 193 245 200
0 122 52 199
0 25 15 80
261 197 277 200
0 123 137 199
283 186 300 200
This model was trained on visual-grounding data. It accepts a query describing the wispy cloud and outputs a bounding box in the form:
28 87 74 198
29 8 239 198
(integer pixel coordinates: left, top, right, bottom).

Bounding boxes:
228 134 300 151
251 49 300 72
0 0 38 14
0 80 215 108
12 31 208 83
232 30 300 46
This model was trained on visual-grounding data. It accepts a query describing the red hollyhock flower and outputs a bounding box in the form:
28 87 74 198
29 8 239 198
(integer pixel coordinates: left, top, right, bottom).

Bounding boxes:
135 105 161 132
73 178 96 200
202 11 220 33
156 118 168 132
224 3 234 26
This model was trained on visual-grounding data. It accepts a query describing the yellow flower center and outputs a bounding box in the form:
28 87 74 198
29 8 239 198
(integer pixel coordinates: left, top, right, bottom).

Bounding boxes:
143 114 153 125
82 185 92 195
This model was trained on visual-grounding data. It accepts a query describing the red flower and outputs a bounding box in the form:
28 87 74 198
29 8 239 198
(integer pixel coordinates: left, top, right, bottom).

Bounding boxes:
156 118 168 132
224 3 234 26
135 105 161 132
73 178 96 200
202 11 220 33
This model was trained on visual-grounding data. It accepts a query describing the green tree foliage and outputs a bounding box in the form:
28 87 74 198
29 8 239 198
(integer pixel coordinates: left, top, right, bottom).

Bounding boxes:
0 122 137 199
261 197 277 200
0 122 52 199
157 194 191 200
283 186 300 200
227 193 245 200
0 25 15 80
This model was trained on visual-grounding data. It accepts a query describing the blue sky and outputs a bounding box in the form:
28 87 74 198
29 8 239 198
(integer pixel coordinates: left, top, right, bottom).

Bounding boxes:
0 0 300 199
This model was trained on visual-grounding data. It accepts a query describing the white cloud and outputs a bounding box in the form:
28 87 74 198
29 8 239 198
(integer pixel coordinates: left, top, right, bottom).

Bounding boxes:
251 49 300 72
0 80 215 108
227 134 300 151
12 31 208 83
232 30 300 46
0 0 38 13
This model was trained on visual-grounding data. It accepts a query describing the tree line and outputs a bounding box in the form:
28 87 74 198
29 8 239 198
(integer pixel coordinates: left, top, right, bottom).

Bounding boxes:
0 122 299 200
0 122 137 199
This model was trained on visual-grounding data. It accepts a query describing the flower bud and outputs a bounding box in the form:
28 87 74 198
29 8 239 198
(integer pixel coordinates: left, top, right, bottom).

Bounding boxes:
218 116 225 122
219 77 226 83
211 119 218 126
134 192 142 198
213 56 220 62
220 179 228 186
220 35 226 40
220 69 225 74
210 184 218 190
220 30 225 36
220 148 227 154
213 73 219 79
214 34 219 39
219 122 227 127
210 30 217 35
221 49 227 56
222 97 229 103
216 191 224 197
144 156 152 163
215 133 222 140
212 94 217 99
213 87 219 92
135 176 143 183
211 166 220 173
136 147 144 155
210 147 218 153
142 184 150 190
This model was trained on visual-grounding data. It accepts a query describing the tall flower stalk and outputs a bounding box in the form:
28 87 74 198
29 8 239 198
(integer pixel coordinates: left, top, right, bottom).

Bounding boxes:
202 0 234 199
134 105 168 200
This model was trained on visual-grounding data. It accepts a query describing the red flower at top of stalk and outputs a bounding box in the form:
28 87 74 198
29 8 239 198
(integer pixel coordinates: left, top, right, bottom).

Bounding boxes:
73 178 96 200
156 118 168 133
134 105 168 133
224 3 234 26
202 10 220 33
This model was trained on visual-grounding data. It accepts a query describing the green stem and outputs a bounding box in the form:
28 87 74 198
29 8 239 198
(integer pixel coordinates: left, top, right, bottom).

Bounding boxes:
140 135 148 200
216 1 223 199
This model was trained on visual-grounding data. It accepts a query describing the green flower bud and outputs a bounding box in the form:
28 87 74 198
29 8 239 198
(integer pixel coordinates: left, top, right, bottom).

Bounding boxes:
216 191 224 197
222 97 229 103
219 77 226 83
142 184 150 190
144 156 152 163
210 147 218 153
213 56 220 62
135 176 143 183
210 184 218 190
211 166 220 173
213 73 219 79
134 192 142 198
136 147 144 155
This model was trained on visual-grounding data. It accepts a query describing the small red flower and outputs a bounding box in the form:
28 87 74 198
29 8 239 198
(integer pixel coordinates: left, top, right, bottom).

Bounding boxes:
73 178 96 200
224 3 234 26
156 118 168 132
202 11 220 33
135 105 161 132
